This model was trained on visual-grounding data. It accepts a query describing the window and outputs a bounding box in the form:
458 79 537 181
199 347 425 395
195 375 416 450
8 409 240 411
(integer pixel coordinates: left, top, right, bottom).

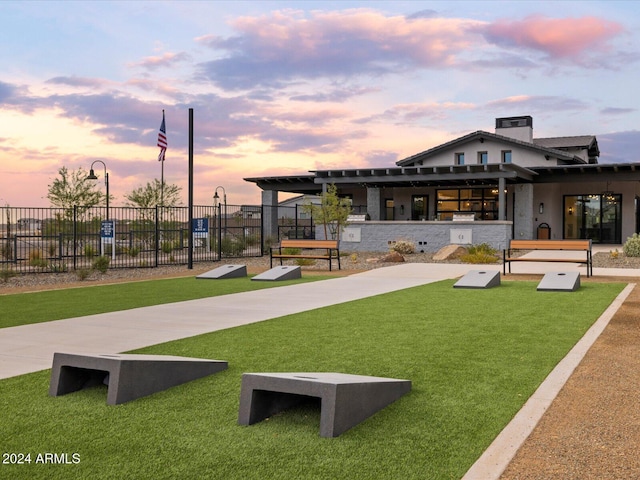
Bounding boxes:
436 188 501 220
502 150 512 164
455 153 465 165
478 152 488 164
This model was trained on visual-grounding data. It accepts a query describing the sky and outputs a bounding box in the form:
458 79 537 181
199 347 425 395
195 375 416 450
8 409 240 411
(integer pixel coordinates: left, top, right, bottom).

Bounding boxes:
1 0 639 208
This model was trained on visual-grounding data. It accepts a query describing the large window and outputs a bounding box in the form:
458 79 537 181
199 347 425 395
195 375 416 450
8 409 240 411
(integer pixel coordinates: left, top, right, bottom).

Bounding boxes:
478 152 488 164
455 153 465 165
564 194 621 243
502 150 512 163
436 188 500 220
411 195 429 220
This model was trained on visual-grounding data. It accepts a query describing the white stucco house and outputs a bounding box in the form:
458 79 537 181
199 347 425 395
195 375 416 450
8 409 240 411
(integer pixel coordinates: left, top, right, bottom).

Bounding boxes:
246 116 640 252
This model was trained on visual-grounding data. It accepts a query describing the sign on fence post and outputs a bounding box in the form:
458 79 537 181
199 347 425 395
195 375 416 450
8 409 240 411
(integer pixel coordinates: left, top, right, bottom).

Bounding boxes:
192 218 209 251
100 220 116 260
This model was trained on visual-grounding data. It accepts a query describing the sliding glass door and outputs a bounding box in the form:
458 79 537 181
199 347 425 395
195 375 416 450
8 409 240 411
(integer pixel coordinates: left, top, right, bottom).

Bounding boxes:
564 194 621 243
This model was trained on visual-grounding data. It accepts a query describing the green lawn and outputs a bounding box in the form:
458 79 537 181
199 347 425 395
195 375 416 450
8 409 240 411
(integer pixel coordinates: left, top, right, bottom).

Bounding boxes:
0 275 330 329
0 279 625 480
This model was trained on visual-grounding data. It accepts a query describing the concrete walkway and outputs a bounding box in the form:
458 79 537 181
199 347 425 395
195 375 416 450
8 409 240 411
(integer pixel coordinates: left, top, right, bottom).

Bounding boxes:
1 253 638 479
0 262 477 380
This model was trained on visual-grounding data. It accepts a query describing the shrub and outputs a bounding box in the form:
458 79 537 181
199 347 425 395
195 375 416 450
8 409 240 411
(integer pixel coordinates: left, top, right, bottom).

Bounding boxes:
1 242 13 260
461 243 500 264
47 242 57 257
92 255 110 274
28 250 48 268
623 233 640 257
391 239 416 255
0 268 17 283
161 242 174 254
128 246 140 258
84 244 96 258
221 237 246 256
76 268 91 281
296 258 316 266
50 262 68 273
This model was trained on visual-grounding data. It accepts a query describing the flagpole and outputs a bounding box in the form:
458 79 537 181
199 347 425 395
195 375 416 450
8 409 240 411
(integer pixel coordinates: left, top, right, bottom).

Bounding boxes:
160 109 165 207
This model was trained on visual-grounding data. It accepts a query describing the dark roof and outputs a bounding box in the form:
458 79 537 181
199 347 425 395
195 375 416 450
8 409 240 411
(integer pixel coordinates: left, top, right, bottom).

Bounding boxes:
396 130 582 167
533 135 600 160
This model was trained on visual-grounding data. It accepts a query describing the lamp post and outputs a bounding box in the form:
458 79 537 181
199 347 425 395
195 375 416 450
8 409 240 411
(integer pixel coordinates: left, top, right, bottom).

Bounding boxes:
87 160 109 220
214 186 227 233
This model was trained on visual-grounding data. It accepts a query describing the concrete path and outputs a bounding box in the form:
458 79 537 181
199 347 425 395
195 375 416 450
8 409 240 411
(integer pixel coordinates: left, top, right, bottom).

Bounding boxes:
0 262 476 380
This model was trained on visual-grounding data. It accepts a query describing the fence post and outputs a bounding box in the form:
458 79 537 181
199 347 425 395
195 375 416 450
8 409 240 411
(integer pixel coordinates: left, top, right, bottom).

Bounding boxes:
73 205 78 271
155 205 159 268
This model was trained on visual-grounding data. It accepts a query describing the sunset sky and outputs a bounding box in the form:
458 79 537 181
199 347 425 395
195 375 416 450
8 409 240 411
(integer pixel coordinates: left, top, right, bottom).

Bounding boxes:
1 1 639 208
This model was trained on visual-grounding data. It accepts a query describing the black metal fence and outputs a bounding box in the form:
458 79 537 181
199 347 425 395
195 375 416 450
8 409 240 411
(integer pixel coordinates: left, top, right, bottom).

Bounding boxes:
0 204 263 274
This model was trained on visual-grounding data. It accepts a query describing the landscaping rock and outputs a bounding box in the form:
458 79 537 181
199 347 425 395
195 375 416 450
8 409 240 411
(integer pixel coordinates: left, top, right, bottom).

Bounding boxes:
433 245 467 261
379 251 405 263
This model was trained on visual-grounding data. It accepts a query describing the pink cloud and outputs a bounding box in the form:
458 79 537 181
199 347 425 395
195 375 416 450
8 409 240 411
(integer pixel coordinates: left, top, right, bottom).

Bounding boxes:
130 52 191 70
483 15 624 59
196 9 487 89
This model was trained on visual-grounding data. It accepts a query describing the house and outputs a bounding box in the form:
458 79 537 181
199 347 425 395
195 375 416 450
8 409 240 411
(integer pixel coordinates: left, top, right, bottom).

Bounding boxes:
245 116 640 252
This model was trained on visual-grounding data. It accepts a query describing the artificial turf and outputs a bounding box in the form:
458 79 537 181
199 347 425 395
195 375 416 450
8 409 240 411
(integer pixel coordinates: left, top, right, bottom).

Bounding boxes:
0 279 625 479
0 275 330 329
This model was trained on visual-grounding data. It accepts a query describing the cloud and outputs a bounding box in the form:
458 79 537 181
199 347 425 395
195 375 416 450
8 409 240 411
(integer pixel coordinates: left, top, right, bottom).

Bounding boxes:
130 51 192 70
45 76 112 88
290 85 379 102
598 130 640 163
482 15 624 61
600 107 636 116
356 101 475 125
485 95 589 113
195 9 484 89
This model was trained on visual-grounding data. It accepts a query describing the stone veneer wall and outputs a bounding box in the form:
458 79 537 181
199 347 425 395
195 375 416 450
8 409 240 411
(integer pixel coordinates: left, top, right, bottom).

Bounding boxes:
317 221 513 253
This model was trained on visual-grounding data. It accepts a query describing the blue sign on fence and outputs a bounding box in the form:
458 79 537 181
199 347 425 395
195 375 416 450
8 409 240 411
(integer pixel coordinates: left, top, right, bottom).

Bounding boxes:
192 218 209 237
100 220 115 239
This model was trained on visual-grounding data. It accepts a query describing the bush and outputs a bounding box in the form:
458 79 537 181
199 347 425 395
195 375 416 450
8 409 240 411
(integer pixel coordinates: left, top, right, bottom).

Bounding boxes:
161 242 174 254
0 268 17 283
623 233 640 257
84 244 96 258
391 239 416 255
92 255 110 274
50 262 68 273
461 243 500 264
221 237 246 256
128 246 140 257
76 268 91 281
28 250 48 268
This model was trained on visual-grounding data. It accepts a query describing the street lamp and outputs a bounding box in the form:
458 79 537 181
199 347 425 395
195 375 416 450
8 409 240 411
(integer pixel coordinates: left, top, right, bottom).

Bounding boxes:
87 160 109 219
213 186 227 234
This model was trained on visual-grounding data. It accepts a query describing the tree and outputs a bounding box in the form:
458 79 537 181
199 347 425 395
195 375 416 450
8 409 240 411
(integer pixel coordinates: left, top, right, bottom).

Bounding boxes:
47 166 104 210
124 179 183 208
302 184 352 240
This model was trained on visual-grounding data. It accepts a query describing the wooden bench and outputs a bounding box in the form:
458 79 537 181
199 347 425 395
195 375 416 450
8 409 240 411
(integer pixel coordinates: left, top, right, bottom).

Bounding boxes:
270 239 341 271
503 239 593 277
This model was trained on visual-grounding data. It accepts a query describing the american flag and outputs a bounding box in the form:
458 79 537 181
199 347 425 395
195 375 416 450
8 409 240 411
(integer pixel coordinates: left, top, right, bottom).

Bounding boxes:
157 111 167 161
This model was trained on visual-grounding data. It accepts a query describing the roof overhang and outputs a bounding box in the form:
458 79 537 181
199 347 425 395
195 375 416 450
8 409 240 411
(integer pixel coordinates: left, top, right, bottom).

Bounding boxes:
530 163 640 183
312 164 535 187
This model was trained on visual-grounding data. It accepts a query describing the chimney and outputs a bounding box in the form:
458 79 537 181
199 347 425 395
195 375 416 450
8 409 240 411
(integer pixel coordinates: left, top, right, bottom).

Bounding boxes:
495 116 533 143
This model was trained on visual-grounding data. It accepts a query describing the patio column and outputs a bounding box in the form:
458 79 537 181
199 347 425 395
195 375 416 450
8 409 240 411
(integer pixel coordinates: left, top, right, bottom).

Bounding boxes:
498 177 506 221
366 187 382 220
262 190 279 242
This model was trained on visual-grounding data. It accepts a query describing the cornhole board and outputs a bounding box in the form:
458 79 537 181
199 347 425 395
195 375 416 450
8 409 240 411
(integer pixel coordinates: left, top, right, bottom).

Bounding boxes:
453 270 501 289
196 264 247 279
537 271 581 292
251 266 301 282
49 353 228 405
238 372 411 437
